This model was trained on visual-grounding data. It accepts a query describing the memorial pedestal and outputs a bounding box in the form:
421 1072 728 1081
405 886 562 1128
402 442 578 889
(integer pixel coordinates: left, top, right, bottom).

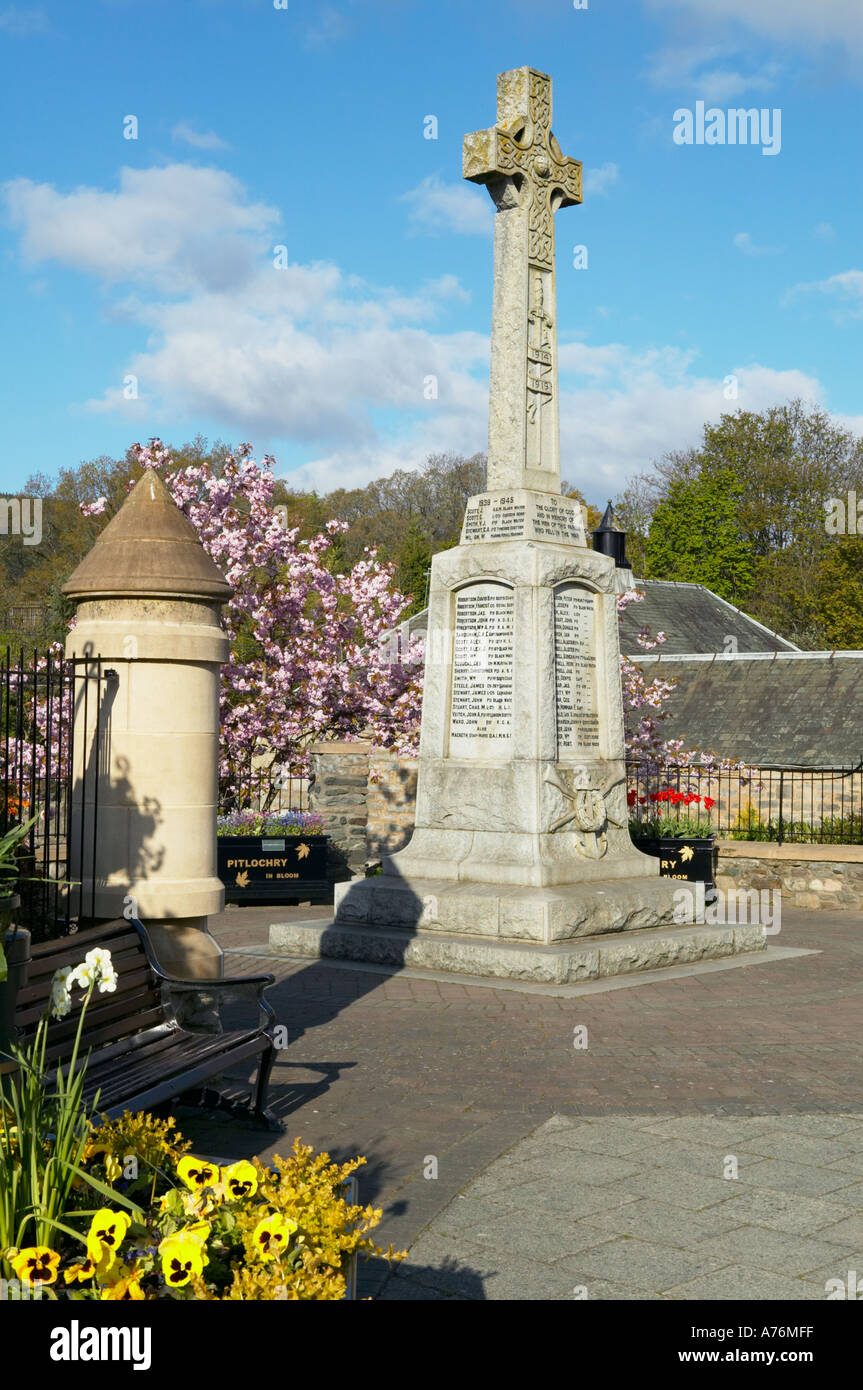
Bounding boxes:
268 517 766 975
370 527 667 894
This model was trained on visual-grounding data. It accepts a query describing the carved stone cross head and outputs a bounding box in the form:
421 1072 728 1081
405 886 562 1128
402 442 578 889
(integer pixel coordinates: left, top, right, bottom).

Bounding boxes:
463 66 582 271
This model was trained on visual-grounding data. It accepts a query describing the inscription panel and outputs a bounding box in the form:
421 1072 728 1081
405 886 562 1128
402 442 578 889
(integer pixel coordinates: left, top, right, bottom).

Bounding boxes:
554 583 600 757
449 582 514 756
462 495 527 543
532 497 586 544
461 490 586 545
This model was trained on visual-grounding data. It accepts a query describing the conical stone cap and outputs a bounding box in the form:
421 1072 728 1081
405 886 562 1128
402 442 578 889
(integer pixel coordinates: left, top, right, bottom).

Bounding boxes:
62 469 233 601
595 500 620 534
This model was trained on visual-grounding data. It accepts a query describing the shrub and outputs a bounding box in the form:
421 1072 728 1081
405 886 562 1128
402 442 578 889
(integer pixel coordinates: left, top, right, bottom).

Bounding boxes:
4 1129 403 1300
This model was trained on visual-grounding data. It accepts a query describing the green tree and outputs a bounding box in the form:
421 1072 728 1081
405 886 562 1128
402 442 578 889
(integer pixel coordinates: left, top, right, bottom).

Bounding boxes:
616 400 863 645
394 522 433 617
812 537 863 648
645 469 754 605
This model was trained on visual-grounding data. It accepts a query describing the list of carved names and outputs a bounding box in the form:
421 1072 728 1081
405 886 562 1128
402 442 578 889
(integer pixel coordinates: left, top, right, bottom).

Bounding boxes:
554 585 600 755
449 584 514 749
462 496 527 542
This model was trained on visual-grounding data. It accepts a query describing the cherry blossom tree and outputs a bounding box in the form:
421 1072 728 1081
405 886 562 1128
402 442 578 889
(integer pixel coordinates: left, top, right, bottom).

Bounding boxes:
85 440 424 809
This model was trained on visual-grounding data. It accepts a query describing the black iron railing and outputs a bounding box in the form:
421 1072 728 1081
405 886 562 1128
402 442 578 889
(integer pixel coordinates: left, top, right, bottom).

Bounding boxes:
626 759 863 846
222 755 309 817
0 646 105 942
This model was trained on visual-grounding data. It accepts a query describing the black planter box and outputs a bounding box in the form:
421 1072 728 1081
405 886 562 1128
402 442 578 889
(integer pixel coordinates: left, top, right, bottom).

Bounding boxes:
636 836 717 889
217 835 330 904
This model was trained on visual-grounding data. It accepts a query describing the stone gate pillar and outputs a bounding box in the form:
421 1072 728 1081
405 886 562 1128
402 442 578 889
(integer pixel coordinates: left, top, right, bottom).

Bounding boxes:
61 469 232 978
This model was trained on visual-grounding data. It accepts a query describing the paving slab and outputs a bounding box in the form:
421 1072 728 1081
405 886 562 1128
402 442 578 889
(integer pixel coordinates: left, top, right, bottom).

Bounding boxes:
711 1187 855 1237
169 904 863 1299
578 1197 743 1245
664 1267 815 1301
692 1225 855 1277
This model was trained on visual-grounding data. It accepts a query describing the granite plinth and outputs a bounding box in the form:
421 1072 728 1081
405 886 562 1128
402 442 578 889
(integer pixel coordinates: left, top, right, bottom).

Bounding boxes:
267 917 766 984
332 872 684 943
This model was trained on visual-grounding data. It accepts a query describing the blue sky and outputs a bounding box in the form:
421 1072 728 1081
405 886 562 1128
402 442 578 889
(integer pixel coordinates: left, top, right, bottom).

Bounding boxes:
2 0 862 504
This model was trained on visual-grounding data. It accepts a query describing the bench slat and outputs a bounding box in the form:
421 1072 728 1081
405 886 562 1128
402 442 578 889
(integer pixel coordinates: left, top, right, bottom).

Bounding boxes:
20 944 150 1000
42 1006 168 1065
29 928 144 972
91 1038 269 1116
16 970 158 1029
86 1032 265 1107
44 1023 179 1083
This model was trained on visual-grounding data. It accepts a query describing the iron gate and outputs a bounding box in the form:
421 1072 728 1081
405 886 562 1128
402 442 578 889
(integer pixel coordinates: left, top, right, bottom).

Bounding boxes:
0 646 106 943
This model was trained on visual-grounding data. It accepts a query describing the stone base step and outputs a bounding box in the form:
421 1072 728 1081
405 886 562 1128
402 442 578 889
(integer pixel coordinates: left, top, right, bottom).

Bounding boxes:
267 918 766 984
333 872 685 944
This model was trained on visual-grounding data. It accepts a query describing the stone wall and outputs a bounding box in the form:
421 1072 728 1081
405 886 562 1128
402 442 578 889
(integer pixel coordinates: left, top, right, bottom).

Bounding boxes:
367 752 418 858
307 740 371 879
715 841 863 911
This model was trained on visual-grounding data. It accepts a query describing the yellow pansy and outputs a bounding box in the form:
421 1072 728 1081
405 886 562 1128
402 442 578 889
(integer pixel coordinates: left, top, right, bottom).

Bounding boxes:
101 1265 146 1300
181 1220 211 1245
177 1156 220 1191
252 1213 297 1261
64 1256 97 1285
11 1247 61 1286
83 1142 123 1183
86 1209 132 1268
223 1160 258 1200
159 1232 207 1287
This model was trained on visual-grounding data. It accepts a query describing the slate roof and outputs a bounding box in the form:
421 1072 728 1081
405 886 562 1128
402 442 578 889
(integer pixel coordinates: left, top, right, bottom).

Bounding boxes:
620 581 798 656
635 654 863 766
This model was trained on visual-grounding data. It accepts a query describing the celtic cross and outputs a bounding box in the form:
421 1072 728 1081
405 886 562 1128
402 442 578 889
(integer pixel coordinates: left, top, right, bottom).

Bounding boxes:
464 67 582 493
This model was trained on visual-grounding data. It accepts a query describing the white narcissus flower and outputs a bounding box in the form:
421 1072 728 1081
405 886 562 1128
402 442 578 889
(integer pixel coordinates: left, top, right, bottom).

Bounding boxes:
83 947 118 993
67 947 118 998
49 965 74 1019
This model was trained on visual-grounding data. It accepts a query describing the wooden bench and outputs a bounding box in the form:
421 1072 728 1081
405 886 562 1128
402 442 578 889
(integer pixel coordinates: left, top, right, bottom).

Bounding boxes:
9 917 281 1130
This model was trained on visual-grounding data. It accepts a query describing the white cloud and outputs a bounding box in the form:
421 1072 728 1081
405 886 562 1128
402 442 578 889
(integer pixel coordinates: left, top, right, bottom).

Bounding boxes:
171 122 230 151
399 175 492 236
3 165 278 293
280 348 833 498
0 5 50 35
2 160 843 502
584 163 619 197
557 351 825 492
647 0 863 52
646 41 782 101
304 3 353 47
784 269 863 319
733 231 782 256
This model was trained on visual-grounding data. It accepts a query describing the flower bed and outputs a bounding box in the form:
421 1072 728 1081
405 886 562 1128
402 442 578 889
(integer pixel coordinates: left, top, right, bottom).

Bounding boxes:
217 810 326 838
628 787 717 887
4 1117 398 1300
627 786 716 842
1 947 402 1300
217 811 330 904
